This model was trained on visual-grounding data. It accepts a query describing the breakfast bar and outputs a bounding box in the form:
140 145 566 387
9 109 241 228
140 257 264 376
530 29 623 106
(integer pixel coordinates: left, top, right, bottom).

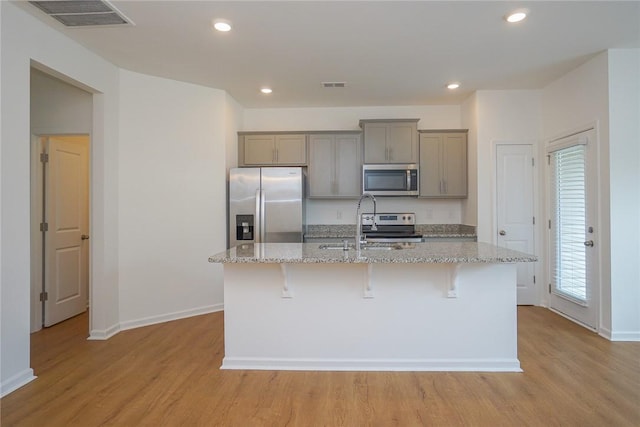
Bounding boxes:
209 242 536 372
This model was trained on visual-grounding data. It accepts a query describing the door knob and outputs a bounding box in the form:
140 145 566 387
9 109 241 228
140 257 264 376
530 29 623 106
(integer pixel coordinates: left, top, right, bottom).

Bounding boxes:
81 234 90 240
584 240 594 247
499 230 506 236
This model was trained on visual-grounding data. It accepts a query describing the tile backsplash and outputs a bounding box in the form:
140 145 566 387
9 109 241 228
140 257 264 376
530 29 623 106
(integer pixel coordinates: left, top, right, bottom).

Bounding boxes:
306 197 463 225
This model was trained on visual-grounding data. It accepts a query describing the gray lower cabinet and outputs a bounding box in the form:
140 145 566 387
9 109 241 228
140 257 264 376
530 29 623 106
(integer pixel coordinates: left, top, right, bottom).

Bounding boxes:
239 133 307 166
419 131 468 198
308 133 362 198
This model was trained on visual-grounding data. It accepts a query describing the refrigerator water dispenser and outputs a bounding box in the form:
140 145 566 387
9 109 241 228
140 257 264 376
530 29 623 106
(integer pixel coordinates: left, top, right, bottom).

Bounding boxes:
236 214 254 241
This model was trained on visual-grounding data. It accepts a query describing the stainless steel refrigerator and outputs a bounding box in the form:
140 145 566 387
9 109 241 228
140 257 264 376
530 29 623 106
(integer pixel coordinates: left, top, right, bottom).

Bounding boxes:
228 167 305 248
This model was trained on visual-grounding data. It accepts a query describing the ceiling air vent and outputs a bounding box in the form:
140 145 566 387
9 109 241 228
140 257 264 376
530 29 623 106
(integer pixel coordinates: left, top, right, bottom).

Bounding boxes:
30 0 133 27
322 82 346 88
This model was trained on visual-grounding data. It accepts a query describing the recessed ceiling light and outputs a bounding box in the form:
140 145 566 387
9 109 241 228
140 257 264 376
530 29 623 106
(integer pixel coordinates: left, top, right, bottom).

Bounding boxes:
505 9 528 23
447 83 460 90
213 19 231 32
261 88 273 94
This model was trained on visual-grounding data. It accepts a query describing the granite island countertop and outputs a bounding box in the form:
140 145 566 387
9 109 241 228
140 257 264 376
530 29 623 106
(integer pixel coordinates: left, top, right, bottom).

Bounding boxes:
208 242 536 264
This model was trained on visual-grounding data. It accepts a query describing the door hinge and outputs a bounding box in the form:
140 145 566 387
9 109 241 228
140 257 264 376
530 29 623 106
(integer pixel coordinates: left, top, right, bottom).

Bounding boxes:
548 284 551 294
40 152 49 163
532 158 535 167
547 154 550 165
533 275 536 284
548 220 551 230
39 291 48 302
533 216 535 225
40 222 49 232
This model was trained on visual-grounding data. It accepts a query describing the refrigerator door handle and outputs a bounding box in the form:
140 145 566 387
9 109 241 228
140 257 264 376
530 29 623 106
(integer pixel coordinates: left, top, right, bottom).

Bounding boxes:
260 190 266 242
255 189 261 243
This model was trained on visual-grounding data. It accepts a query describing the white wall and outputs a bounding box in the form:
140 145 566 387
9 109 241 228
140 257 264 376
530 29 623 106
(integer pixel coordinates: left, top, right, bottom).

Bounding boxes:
1 1 120 396
30 68 92 134
224 94 243 173
472 91 542 243
607 49 640 340
243 105 464 225
117 70 226 328
243 105 461 131
461 93 478 226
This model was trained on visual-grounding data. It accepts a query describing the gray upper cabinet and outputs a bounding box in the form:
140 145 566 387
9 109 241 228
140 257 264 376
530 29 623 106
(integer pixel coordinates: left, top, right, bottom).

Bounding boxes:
239 133 307 166
360 119 419 164
419 131 468 198
308 133 362 198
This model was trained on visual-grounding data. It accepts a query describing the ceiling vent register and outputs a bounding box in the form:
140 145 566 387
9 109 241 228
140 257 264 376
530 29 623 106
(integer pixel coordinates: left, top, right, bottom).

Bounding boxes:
29 0 133 27
322 82 346 88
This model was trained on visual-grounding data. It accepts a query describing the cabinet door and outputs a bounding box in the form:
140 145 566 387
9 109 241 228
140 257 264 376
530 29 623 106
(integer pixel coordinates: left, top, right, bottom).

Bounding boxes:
363 124 388 163
308 135 335 197
275 134 307 164
388 122 418 163
419 134 442 197
442 133 467 197
335 135 361 197
244 135 275 165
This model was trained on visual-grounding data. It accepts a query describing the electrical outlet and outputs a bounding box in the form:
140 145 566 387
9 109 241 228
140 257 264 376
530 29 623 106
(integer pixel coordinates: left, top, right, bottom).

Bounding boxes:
336 210 342 220
426 209 433 220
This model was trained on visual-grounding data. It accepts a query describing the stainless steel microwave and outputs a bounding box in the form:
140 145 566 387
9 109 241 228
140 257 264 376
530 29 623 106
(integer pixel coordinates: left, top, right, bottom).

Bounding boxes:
362 164 419 196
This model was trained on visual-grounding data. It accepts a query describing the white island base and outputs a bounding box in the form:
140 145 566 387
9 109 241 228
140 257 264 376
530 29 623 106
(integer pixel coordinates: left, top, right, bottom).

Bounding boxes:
222 262 521 372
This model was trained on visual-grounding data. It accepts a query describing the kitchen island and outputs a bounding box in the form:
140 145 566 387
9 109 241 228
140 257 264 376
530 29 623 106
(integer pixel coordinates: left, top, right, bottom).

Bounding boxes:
209 242 536 372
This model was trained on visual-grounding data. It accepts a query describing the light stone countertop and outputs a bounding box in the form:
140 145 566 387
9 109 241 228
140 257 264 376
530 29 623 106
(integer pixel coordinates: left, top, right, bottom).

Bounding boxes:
208 242 536 264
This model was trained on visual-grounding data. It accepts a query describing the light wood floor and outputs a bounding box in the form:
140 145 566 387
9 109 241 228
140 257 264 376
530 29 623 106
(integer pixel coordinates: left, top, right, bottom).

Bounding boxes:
2 307 639 426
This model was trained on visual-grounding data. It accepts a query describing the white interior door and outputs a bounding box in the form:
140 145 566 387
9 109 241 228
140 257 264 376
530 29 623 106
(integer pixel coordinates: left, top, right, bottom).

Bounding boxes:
44 136 90 327
496 144 536 305
547 129 598 329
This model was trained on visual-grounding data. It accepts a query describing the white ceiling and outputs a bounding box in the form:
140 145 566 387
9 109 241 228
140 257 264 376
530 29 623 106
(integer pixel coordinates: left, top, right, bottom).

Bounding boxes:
18 1 640 108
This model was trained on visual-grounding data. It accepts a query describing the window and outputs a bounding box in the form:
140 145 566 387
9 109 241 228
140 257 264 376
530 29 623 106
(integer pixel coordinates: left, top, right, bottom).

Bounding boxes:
550 144 588 303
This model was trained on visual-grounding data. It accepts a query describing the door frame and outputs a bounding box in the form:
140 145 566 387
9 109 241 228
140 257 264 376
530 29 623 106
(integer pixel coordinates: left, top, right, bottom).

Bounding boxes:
491 139 542 305
544 122 601 331
30 133 91 332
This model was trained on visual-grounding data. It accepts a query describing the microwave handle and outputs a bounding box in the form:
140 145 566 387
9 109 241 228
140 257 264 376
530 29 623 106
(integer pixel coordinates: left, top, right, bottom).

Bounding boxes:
406 170 411 191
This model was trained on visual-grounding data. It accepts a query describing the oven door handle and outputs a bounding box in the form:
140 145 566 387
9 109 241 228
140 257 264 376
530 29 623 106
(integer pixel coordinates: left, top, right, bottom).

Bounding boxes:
406 170 411 191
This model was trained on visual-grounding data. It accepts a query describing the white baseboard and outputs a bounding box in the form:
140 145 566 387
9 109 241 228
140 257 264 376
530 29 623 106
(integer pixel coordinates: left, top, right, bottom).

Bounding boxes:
88 323 121 340
1 369 36 397
600 327 640 342
221 357 523 372
119 303 224 332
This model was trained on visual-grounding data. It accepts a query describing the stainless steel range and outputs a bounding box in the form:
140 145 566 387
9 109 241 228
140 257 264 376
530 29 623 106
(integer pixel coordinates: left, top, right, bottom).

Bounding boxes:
361 213 423 243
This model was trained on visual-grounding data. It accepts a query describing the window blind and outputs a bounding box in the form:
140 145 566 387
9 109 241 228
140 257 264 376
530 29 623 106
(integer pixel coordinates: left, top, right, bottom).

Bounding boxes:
550 144 588 304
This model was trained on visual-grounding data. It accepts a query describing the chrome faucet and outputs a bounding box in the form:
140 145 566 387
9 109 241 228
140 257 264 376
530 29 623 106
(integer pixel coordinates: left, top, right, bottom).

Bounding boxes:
355 193 377 251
